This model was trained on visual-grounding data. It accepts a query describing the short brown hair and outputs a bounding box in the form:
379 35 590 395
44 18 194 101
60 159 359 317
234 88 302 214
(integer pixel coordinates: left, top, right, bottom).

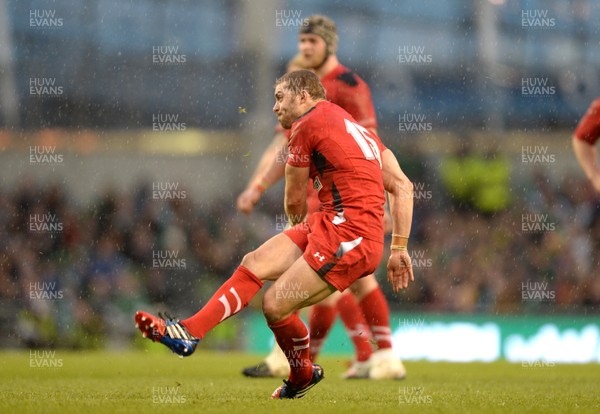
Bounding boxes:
275 70 326 100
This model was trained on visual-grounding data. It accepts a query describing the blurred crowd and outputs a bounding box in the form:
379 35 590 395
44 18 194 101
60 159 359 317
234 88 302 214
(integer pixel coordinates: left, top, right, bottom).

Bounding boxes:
1 148 600 349
400 145 600 313
0 178 276 349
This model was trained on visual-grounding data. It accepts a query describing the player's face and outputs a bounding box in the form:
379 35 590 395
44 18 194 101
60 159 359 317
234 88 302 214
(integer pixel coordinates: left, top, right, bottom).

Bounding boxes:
299 34 327 69
273 83 302 129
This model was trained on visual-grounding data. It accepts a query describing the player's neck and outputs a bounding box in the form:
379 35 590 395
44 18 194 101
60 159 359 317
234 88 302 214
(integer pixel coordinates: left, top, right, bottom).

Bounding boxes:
314 55 339 78
299 99 322 115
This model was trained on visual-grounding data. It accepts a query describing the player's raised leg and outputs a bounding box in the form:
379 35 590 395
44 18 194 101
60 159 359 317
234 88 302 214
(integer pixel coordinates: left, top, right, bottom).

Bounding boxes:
135 231 303 356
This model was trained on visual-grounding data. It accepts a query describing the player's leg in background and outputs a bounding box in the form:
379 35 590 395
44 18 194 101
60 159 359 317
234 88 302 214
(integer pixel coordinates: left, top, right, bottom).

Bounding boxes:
262 256 336 389
336 291 374 378
308 290 374 378
308 291 339 362
350 274 406 379
351 274 391 349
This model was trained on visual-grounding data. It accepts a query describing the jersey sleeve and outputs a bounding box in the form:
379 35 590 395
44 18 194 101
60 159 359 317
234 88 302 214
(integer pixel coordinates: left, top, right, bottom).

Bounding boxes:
574 98 600 145
286 122 312 168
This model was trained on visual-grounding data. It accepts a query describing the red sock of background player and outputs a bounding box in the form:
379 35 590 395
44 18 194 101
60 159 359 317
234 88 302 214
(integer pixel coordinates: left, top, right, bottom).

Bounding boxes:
181 266 263 338
269 313 312 387
337 291 373 361
358 287 393 350
308 304 337 361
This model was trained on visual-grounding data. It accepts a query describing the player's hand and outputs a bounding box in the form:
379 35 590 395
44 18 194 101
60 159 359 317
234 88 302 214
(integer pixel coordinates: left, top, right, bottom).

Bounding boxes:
387 249 414 293
236 186 262 215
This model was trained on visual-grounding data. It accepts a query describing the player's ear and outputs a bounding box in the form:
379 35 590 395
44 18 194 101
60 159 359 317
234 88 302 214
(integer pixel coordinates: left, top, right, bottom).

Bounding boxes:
299 89 310 102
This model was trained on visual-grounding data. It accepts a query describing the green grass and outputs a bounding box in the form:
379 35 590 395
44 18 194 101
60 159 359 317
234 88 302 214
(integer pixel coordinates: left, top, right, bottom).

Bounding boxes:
1 349 598 414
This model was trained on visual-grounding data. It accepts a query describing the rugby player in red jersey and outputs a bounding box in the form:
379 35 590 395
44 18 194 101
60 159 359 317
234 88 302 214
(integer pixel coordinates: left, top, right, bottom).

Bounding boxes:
135 70 414 399
237 15 407 380
573 98 600 192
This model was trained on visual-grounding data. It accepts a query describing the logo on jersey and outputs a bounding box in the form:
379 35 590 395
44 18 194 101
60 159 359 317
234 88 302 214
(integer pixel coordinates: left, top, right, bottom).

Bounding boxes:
313 176 323 192
313 252 326 262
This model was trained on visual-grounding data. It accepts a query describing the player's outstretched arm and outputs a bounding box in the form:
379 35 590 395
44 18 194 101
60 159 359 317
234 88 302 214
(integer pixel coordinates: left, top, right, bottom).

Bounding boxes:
573 137 600 193
236 132 288 214
284 164 309 226
381 149 414 293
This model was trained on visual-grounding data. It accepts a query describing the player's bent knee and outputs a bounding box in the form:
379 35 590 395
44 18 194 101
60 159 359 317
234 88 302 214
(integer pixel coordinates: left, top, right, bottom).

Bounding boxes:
240 251 254 268
241 244 270 268
350 274 379 301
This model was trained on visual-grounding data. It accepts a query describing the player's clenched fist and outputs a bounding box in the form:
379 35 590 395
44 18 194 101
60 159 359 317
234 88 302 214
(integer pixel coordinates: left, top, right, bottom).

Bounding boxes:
387 250 414 293
236 186 262 214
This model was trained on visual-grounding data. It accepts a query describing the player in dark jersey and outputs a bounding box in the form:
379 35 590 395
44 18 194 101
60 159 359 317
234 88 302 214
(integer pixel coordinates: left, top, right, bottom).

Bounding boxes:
238 15 407 380
135 70 414 400
573 98 600 192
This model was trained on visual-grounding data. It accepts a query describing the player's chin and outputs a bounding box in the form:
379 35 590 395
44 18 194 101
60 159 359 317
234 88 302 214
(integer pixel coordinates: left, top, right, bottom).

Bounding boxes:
278 118 291 129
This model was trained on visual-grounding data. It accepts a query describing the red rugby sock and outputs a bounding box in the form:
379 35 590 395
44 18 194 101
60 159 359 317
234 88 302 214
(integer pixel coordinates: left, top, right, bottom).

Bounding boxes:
337 291 373 361
358 287 393 350
269 313 312 387
308 304 337 362
181 266 263 338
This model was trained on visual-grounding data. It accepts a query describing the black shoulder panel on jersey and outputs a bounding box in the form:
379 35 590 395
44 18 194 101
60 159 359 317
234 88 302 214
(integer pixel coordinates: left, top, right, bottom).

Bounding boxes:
312 149 328 176
337 71 358 87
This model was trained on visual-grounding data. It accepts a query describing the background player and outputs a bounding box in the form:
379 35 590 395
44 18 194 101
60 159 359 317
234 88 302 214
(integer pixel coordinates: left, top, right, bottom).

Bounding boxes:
573 98 600 192
135 70 414 399
237 15 407 380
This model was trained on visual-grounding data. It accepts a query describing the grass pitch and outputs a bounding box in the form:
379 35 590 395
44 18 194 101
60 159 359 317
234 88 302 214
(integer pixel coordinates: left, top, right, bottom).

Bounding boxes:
1 349 598 414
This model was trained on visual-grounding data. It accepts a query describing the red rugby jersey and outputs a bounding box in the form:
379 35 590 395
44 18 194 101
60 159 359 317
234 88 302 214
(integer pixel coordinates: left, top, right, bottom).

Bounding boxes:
282 64 378 213
320 64 377 131
287 100 386 242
